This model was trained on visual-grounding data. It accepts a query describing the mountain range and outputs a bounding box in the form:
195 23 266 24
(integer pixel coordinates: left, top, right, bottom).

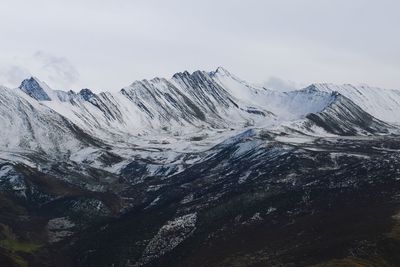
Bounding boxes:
1 68 400 267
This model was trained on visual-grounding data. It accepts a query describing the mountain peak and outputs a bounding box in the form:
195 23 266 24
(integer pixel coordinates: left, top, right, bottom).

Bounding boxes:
79 88 96 101
208 67 232 78
172 70 191 80
19 77 52 101
302 84 322 92
214 66 231 76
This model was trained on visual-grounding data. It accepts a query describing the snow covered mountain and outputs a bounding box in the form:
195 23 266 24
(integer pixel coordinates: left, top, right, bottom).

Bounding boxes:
15 69 275 145
0 67 396 167
14 68 399 144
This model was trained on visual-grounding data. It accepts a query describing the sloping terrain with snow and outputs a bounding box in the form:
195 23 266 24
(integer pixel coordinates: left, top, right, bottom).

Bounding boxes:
310 83 400 125
0 85 97 157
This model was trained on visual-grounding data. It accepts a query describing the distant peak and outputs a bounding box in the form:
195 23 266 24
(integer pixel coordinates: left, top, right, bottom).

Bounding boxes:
208 67 232 78
19 77 51 101
214 66 231 76
27 76 39 82
21 76 40 85
172 70 191 80
303 84 321 92
309 83 336 88
172 67 232 80
306 83 364 93
79 88 96 101
301 83 343 93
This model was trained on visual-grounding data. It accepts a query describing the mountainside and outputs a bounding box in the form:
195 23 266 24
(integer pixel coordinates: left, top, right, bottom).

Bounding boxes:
311 83 400 125
0 85 98 157
287 91 394 136
1 68 400 267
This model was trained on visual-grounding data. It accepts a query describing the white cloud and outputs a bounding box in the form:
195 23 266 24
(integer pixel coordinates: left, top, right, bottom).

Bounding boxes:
0 51 80 90
263 76 302 92
0 65 31 87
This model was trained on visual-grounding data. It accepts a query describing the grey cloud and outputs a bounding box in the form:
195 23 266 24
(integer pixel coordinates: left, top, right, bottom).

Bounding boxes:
34 51 80 88
0 65 31 87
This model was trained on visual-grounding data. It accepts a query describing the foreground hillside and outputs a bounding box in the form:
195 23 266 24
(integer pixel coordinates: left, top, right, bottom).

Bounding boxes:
1 68 400 266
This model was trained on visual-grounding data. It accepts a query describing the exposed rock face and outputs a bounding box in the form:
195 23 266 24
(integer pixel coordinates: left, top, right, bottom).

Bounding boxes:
137 213 197 266
19 77 52 101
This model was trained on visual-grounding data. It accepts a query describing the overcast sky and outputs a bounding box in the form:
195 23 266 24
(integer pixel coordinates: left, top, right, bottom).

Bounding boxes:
0 0 399 92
